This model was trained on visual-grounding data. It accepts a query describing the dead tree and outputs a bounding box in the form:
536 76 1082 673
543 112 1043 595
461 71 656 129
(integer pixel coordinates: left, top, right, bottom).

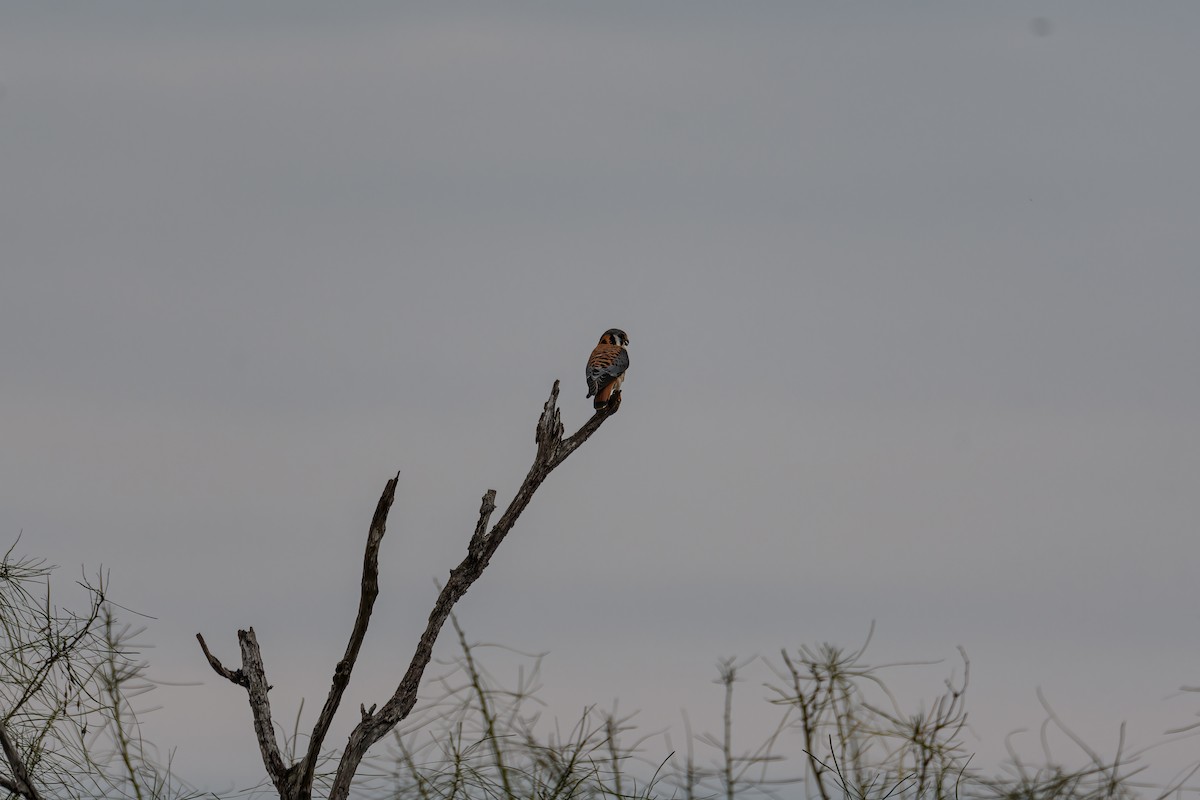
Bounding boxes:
197 381 621 800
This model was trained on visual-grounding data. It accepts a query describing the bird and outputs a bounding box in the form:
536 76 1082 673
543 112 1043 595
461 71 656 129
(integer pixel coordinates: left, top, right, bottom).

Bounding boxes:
585 328 630 410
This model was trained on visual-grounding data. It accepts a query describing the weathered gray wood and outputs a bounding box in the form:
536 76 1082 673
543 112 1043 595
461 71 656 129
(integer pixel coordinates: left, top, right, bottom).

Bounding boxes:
237 627 289 791
327 380 618 798
197 381 619 800
294 474 398 797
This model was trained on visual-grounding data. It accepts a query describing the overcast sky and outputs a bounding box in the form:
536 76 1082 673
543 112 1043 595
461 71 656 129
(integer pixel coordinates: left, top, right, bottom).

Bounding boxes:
3 2 1199 793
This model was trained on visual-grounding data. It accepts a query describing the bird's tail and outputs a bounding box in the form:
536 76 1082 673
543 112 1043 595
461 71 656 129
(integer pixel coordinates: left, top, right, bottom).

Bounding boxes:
593 382 614 409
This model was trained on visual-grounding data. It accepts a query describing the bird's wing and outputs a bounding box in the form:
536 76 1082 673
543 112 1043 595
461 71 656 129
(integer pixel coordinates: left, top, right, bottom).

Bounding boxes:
586 344 630 397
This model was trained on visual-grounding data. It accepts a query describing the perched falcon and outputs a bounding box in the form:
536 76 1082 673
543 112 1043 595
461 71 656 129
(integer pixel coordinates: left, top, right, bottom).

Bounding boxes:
585 328 630 410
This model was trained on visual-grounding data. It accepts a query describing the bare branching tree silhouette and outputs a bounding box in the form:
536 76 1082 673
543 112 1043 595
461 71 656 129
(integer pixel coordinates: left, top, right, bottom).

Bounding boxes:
195 380 621 800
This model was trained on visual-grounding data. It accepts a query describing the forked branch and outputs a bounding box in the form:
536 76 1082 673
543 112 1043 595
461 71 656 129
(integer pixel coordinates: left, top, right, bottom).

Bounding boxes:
328 380 617 798
197 381 619 800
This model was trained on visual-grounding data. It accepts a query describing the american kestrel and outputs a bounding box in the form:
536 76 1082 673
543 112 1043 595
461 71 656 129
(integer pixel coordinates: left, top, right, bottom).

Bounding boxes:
585 328 630 410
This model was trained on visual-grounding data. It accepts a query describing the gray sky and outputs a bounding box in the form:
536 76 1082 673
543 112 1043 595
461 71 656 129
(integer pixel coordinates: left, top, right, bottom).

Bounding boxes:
3 2 1199 792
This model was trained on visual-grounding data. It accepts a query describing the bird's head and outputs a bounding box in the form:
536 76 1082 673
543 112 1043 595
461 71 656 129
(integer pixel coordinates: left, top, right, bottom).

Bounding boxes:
599 328 629 347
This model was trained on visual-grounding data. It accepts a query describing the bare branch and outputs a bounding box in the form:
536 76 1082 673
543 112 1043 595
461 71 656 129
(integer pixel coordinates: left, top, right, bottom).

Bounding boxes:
193 381 618 798
469 490 498 558
196 629 291 789
197 630 290 786
195 633 247 687
238 627 291 791
326 380 618 799
295 473 400 796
